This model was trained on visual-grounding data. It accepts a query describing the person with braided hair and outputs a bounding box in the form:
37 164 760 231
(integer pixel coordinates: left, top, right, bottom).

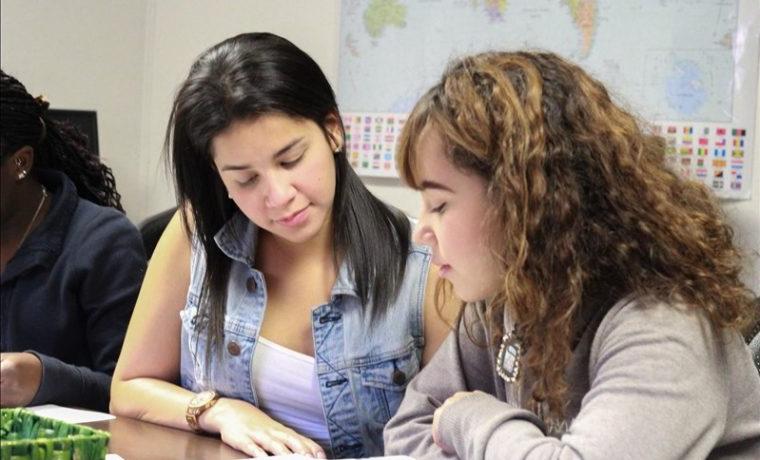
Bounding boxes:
384 51 760 459
0 69 147 411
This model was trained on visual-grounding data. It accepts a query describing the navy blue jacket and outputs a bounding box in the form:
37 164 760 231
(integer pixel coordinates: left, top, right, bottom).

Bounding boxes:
1 170 146 411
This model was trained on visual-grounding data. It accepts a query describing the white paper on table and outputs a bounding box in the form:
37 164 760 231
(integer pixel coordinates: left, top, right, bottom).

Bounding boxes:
105 455 125 460
27 404 115 424
238 456 414 460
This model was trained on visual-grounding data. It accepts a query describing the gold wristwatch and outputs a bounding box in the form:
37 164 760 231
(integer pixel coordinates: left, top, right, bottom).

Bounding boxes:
186 390 220 432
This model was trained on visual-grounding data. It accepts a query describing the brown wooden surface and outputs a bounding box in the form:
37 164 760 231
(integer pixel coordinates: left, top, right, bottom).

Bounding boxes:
86 416 247 459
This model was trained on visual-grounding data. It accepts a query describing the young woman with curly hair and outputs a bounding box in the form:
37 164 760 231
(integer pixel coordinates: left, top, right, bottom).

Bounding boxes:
384 51 760 459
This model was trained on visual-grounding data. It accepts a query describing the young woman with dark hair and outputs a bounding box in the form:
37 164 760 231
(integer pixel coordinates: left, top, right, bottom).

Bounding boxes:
384 51 760 459
111 32 454 458
0 69 146 412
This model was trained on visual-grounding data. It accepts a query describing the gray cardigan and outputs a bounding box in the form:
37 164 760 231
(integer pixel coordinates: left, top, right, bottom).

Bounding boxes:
384 297 760 459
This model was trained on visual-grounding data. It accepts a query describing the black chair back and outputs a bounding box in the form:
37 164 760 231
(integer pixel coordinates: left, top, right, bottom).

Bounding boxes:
138 207 176 259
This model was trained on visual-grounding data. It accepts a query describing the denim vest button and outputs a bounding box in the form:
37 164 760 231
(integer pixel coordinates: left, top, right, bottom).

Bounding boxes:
183 215 432 454
227 341 241 356
392 369 406 385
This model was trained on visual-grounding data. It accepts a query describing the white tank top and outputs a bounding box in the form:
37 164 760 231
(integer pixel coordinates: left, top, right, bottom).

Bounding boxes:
251 337 330 446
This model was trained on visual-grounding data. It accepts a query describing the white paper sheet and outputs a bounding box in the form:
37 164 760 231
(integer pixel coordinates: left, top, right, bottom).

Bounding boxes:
238 456 413 460
27 404 115 424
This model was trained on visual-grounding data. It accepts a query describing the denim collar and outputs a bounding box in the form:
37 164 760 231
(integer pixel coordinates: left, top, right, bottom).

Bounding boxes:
1 170 79 284
214 212 359 299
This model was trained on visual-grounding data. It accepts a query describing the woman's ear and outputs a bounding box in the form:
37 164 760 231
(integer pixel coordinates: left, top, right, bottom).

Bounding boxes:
324 113 344 153
12 146 34 180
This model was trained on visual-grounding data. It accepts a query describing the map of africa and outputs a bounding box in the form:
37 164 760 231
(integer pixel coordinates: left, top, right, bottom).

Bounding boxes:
338 0 738 123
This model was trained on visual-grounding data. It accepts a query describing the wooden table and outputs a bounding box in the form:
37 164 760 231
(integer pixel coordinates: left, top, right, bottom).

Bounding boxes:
86 416 247 459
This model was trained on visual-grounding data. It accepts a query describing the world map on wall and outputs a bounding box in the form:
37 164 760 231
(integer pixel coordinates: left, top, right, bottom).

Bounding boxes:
338 0 737 123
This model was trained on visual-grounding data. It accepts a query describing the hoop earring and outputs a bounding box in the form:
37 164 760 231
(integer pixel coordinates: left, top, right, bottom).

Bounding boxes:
18 170 28 179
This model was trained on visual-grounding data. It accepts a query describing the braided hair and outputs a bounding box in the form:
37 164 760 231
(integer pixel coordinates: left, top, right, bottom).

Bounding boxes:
0 69 123 211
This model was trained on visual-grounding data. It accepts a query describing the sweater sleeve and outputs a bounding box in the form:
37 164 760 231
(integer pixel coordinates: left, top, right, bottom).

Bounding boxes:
434 300 739 460
30 212 146 411
30 352 113 411
384 306 497 459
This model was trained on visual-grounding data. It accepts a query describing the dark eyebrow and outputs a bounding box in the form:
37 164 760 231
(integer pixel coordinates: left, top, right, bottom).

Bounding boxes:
220 137 305 171
419 180 453 192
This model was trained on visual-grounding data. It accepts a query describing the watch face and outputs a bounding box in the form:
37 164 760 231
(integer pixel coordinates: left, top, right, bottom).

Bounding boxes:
190 390 217 408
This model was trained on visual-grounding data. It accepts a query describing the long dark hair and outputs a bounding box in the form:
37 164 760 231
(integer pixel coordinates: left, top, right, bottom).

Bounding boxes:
0 69 123 211
166 32 410 358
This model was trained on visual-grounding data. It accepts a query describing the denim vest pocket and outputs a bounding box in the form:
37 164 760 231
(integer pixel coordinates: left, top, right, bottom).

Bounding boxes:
357 346 420 423
179 295 257 402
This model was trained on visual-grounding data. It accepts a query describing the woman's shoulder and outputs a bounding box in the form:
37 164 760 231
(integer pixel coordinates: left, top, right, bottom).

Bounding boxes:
588 295 760 436
591 296 751 374
598 296 713 333
74 198 137 227
67 198 143 249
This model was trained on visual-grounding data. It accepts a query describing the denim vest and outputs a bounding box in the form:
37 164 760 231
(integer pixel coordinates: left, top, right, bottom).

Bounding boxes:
179 213 430 457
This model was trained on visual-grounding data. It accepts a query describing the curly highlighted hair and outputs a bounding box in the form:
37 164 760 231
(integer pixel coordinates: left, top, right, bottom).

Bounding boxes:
397 51 756 421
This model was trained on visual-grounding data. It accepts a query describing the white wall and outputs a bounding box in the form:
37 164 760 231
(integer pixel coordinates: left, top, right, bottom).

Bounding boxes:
0 0 756 291
137 0 342 222
0 0 147 219
723 72 760 293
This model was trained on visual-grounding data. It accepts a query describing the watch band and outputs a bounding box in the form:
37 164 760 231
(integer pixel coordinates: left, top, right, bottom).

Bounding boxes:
186 390 220 432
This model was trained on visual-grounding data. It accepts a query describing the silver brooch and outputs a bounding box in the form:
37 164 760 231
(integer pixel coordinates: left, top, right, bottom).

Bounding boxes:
496 330 523 382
